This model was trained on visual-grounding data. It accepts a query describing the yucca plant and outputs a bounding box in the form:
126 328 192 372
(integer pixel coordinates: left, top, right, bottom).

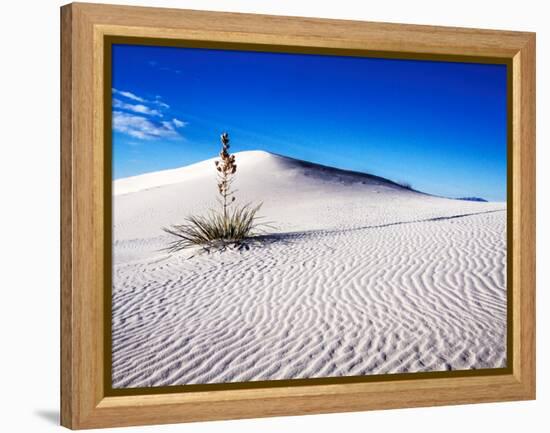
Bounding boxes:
216 132 237 224
163 132 266 252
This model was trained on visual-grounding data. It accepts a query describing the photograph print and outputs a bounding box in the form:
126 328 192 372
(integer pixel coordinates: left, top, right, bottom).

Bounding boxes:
110 43 508 390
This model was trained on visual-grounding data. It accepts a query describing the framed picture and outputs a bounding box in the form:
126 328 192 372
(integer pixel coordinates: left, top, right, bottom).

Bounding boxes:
60 3 536 429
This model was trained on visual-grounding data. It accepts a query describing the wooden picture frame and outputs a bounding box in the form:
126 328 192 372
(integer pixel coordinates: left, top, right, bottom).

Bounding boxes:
60 2 536 429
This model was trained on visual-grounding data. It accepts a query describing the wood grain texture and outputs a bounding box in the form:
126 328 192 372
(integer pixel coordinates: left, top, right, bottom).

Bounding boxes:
60 2 536 429
60 4 73 429
512 35 536 395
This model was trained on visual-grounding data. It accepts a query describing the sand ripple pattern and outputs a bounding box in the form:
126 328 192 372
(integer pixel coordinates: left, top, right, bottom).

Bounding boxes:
112 209 507 388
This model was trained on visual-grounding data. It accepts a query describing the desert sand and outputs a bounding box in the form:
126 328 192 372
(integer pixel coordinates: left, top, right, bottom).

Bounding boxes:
112 151 507 388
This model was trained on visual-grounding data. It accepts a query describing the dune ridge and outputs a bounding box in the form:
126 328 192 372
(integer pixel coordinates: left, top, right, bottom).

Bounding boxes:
112 150 507 388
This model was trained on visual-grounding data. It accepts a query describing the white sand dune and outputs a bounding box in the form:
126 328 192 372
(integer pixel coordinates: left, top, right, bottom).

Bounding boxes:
112 151 507 388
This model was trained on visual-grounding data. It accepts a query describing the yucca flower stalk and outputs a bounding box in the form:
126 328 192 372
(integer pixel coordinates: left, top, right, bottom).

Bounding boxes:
162 132 269 253
215 132 237 225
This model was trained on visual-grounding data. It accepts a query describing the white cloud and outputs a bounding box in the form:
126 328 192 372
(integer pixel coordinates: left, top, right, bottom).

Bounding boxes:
112 88 146 103
154 100 170 109
111 90 184 140
113 98 162 117
161 120 175 132
113 89 171 110
172 118 187 128
113 111 182 140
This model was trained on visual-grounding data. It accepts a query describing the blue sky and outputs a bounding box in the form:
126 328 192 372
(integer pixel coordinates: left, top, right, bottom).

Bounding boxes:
112 44 507 201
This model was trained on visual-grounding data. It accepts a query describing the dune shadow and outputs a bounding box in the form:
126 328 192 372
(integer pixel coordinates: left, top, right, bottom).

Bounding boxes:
251 232 302 244
338 208 506 234
252 209 506 244
184 208 505 257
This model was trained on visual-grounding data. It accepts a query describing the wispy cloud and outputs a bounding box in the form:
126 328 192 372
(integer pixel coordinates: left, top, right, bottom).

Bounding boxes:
111 89 187 140
113 111 186 140
112 88 170 110
112 88 146 103
113 98 162 117
172 118 187 128
153 96 170 109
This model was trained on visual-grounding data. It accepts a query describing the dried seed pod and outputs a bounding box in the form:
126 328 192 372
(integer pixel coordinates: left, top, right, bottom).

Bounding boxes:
215 132 239 219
